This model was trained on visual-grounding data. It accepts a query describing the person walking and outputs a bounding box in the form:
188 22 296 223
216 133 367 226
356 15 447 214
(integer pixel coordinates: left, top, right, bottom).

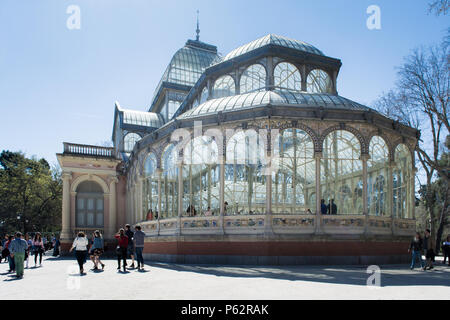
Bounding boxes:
32 233 45 267
69 232 89 275
125 224 135 269
9 232 28 278
52 236 60 257
442 235 450 266
424 229 435 270
89 230 105 270
115 228 129 272
24 233 32 268
1 234 9 264
409 232 425 270
5 235 15 273
133 225 146 271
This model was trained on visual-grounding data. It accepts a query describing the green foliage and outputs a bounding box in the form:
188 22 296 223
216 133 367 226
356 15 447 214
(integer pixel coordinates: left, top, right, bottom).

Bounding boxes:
0 151 62 235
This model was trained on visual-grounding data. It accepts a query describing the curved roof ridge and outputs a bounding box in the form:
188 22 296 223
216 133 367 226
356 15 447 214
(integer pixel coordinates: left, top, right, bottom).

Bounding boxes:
178 90 375 119
223 34 323 62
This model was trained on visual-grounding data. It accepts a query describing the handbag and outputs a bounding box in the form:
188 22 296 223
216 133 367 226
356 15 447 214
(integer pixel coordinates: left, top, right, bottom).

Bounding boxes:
116 246 122 255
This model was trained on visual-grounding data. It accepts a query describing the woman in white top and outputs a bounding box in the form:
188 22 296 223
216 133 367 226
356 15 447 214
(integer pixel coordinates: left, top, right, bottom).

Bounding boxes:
69 232 89 275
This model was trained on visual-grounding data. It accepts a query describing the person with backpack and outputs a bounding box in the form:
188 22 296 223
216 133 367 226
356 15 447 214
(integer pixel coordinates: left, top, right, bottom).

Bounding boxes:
133 225 146 271
409 232 425 270
115 228 129 272
9 232 28 278
69 232 89 275
89 230 105 270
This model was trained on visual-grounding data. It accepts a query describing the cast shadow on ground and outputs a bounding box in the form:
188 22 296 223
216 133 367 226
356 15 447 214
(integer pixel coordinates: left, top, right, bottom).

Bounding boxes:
143 261 450 288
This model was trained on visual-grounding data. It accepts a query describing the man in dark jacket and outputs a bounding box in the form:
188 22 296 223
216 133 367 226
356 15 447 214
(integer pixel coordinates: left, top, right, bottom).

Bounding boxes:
327 199 337 215
409 232 425 270
125 224 135 269
320 199 327 214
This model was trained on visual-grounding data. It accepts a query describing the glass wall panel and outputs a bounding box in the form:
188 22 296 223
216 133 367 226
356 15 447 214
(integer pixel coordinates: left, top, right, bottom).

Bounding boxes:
272 129 316 214
213 75 235 99
393 144 412 218
124 133 141 153
225 130 267 215
274 62 302 91
200 87 209 104
307 69 332 94
168 100 181 120
182 136 220 216
368 136 389 216
240 64 266 94
143 153 158 220
161 144 178 219
321 130 363 215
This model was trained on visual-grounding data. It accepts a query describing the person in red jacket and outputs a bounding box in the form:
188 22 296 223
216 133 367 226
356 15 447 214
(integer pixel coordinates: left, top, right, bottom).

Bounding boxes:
115 228 129 272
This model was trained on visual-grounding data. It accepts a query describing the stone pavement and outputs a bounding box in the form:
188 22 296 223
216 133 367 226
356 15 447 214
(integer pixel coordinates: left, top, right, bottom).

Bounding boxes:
0 254 449 300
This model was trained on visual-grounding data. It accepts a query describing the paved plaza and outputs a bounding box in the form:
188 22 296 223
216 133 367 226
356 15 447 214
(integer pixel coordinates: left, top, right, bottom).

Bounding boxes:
0 254 449 300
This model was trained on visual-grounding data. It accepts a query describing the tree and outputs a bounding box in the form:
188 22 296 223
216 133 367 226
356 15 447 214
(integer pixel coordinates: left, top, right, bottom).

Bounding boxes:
428 0 449 16
0 151 62 235
373 37 449 253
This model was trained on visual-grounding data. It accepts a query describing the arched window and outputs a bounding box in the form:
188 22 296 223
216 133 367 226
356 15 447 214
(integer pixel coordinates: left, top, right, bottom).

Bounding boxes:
240 64 266 94
124 133 141 153
182 136 220 216
224 130 267 215
274 62 302 91
76 181 104 228
200 87 209 104
321 130 362 215
143 153 158 220
368 136 389 216
393 144 412 219
161 144 178 219
213 75 235 99
307 69 332 93
272 129 315 214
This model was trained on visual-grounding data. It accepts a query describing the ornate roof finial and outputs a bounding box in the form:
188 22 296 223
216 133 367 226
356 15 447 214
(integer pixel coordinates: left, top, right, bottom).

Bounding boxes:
196 10 200 41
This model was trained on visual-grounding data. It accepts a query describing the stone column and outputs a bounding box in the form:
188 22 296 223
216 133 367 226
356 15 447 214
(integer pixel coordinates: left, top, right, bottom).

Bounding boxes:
108 176 118 238
314 152 322 233
61 172 72 240
361 153 369 234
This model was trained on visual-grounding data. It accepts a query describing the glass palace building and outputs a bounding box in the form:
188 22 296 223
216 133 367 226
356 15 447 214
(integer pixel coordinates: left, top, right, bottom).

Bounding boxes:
57 34 418 265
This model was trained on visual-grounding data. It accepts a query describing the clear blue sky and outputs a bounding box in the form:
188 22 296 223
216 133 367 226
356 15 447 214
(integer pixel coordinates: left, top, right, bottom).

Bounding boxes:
0 0 448 167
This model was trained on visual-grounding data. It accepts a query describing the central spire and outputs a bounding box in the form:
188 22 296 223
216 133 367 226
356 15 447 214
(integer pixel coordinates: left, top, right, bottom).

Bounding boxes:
196 10 200 41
